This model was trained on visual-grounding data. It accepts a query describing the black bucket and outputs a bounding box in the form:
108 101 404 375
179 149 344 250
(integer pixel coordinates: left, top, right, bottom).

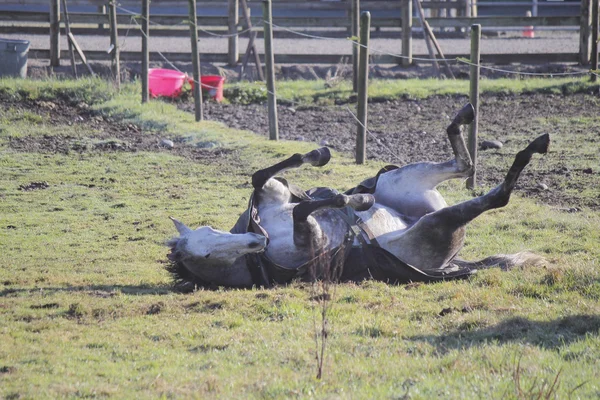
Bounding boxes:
0 38 30 78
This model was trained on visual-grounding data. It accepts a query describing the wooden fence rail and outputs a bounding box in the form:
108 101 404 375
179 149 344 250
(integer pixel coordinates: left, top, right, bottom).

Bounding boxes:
0 0 594 67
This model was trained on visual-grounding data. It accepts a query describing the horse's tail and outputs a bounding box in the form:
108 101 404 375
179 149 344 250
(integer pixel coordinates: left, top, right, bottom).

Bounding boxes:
452 251 547 271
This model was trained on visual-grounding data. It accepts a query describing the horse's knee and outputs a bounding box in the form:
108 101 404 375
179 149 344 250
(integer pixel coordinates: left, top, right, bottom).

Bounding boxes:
251 153 303 189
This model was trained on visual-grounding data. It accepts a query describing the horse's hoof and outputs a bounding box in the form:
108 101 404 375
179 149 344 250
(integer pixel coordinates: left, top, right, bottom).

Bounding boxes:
347 194 375 212
303 147 331 167
527 133 550 155
452 103 475 126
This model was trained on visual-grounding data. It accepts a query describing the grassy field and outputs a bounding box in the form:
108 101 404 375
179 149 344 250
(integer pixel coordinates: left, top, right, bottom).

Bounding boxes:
1 78 599 399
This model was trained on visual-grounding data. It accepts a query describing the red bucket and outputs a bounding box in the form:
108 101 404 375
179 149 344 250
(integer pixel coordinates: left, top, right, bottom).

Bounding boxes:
148 68 187 98
189 75 225 102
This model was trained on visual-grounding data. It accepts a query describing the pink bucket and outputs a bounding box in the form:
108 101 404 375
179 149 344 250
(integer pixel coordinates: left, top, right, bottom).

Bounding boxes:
188 75 225 102
148 68 187 98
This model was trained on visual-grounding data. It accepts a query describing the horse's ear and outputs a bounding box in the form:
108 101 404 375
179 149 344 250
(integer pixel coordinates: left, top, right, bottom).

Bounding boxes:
170 217 192 235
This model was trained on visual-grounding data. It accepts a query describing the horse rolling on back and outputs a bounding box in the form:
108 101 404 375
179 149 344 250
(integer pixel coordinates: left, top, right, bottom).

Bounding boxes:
167 103 548 290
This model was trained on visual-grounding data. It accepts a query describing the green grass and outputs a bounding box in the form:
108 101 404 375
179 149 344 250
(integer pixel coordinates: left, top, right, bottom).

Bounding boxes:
224 77 600 105
1 77 599 399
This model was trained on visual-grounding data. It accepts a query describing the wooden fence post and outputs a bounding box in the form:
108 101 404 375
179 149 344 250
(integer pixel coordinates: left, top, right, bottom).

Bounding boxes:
97 5 106 30
61 0 77 77
352 0 360 92
467 24 480 190
580 0 592 65
189 0 203 121
401 0 412 67
263 0 278 140
356 11 370 165
108 1 120 90
228 0 239 66
142 0 150 103
592 0 599 81
49 0 60 67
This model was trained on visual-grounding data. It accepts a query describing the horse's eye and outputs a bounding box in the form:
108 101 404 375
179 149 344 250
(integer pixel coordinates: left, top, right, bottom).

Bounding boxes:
204 253 211 259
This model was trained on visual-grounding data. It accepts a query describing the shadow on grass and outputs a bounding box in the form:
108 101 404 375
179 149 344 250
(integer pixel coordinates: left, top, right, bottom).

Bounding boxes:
408 314 600 353
0 284 173 297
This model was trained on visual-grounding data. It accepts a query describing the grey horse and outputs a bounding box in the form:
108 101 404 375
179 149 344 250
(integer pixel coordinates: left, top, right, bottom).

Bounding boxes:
167 104 548 290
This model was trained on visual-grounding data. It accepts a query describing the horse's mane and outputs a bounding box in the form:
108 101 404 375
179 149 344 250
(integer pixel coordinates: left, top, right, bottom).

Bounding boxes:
166 238 212 292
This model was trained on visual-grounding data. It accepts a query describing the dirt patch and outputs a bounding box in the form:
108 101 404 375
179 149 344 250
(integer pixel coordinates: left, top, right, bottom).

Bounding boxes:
180 93 599 210
3 98 237 165
18 181 49 191
3 94 598 210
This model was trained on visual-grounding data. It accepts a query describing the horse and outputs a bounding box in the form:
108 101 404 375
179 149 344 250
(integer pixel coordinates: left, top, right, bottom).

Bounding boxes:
167 103 549 291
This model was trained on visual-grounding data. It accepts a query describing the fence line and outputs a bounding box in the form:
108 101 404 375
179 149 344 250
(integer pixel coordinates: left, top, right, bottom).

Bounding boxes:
115 4 255 38
3 0 593 67
266 21 594 77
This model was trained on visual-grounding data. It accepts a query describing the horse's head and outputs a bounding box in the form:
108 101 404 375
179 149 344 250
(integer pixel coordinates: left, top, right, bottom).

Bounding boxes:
167 217 267 290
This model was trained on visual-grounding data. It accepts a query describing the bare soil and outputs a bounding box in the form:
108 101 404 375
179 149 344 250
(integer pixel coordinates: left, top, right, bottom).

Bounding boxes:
184 93 599 210
3 93 599 210
3 98 237 163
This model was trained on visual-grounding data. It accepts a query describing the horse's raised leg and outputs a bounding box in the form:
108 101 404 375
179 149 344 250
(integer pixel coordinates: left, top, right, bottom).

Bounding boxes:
373 104 476 218
388 134 550 270
446 103 475 174
252 147 331 190
292 194 374 248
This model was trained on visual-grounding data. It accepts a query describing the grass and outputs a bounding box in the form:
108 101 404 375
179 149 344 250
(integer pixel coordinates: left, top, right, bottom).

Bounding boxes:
224 76 600 105
1 77 599 399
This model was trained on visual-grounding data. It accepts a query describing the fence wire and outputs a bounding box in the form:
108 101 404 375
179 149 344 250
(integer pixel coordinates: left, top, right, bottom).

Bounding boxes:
109 6 597 160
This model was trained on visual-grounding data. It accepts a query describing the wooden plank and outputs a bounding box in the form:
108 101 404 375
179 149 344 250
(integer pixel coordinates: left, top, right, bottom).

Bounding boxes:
61 0 77 77
189 0 203 121
352 0 359 91
592 0 599 80
25 49 581 65
67 32 95 75
109 0 120 88
401 0 412 66
414 0 441 76
0 11 580 29
227 0 238 66
356 11 370 165
240 0 264 80
263 0 278 140
580 0 592 64
49 0 60 67
467 24 480 190
141 0 149 103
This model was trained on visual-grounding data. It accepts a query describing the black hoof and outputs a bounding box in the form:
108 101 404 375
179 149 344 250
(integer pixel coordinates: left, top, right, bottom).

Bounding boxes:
452 103 475 126
303 147 331 167
527 133 550 155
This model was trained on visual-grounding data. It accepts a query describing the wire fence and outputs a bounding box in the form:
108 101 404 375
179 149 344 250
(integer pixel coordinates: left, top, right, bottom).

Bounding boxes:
116 3 595 79
112 4 598 161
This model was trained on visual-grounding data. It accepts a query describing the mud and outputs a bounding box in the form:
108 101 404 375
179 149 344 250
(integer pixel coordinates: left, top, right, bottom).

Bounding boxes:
187 93 599 210
3 94 599 210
